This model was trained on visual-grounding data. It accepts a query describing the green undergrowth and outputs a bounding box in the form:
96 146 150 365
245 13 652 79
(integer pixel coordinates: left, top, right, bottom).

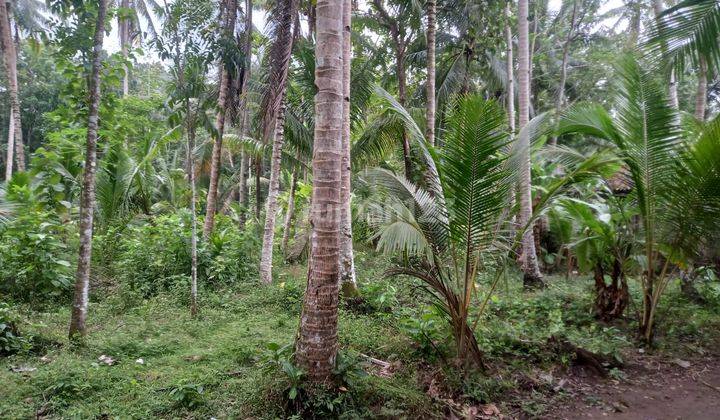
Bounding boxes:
1 252 719 418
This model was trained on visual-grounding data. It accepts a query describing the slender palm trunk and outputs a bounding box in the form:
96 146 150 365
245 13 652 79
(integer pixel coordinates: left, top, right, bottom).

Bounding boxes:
260 98 288 284
187 113 199 317
0 0 24 173
237 0 253 227
119 0 130 96
203 0 238 238
550 0 577 146
425 0 436 146
340 0 357 294
695 56 707 122
504 3 515 134
518 0 543 287
397 46 411 177
254 158 262 219
652 0 679 109
5 108 13 180
259 0 298 284
68 0 107 341
281 169 297 254
295 0 344 381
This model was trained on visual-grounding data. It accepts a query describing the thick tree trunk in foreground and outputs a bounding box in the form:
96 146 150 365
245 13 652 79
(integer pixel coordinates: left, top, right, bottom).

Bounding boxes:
339 0 357 294
695 56 707 122
69 0 107 341
0 0 24 173
425 0 436 146
295 0 344 381
517 0 544 288
259 0 298 284
203 0 237 238
504 3 515 133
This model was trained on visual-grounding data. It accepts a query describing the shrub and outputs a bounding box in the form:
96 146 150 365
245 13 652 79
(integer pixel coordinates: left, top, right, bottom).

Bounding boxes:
0 302 28 356
113 211 259 297
0 211 73 302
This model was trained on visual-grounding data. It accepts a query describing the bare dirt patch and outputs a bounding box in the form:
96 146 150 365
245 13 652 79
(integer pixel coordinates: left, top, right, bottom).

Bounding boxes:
549 351 720 420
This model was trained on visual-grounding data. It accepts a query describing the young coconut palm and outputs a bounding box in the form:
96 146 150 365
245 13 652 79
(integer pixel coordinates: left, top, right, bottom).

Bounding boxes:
558 55 720 343
365 95 516 368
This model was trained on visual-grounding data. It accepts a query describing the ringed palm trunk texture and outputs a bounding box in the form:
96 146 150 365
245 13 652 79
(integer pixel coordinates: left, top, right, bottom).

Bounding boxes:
259 0 298 284
295 0 344 381
203 0 237 238
0 0 24 173
517 0 543 287
281 168 297 254
695 57 707 122
425 0 436 146
260 98 288 284
69 0 107 341
5 108 13 180
187 115 199 317
339 0 357 293
504 3 515 134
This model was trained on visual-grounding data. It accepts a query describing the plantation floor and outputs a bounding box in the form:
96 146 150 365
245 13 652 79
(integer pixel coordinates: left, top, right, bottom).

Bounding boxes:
553 351 720 419
2 255 720 418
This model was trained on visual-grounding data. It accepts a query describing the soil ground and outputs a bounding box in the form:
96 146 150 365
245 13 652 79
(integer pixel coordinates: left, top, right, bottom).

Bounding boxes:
550 352 720 420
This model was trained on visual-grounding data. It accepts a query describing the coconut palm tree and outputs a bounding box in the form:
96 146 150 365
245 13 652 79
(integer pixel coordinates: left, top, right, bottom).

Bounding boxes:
294 0 345 381
203 0 237 237
517 0 544 287
0 0 25 178
339 0 358 292
68 0 108 341
117 0 160 95
558 55 720 343
364 92 614 368
425 0 436 146
258 0 299 284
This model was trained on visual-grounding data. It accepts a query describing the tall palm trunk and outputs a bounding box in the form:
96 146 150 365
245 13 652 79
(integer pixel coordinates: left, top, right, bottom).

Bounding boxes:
237 0 253 227
5 108 13 180
259 0 298 284
695 56 707 122
652 0 679 109
550 0 577 146
518 0 543 287
0 0 24 173
295 0 344 381
504 2 515 133
260 98 288 284
339 0 357 294
187 110 199 317
68 0 107 340
281 168 297 254
203 0 238 238
119 0 130 96
425 0 436 146
372 0 411 177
